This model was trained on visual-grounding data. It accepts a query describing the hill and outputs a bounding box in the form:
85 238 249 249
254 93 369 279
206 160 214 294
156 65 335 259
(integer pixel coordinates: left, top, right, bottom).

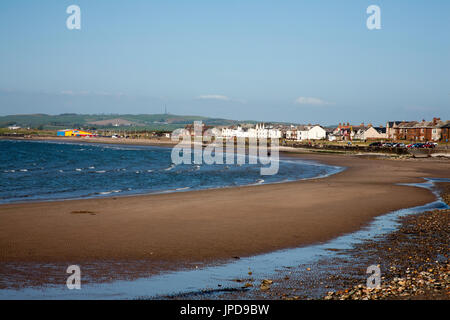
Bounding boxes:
0 114 243 132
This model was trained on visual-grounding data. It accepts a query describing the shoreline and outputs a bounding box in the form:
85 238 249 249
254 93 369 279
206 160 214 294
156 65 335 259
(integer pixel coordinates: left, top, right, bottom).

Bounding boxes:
1 180 448 298
0 138 344 206
188 182 450 301
0 137 449 290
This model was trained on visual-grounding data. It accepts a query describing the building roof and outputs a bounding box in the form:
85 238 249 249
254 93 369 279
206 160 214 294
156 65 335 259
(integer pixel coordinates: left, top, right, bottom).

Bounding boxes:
374 127 386 134
440 120 450 128
396 121 418 128
387 121 413 127
394 119 449 129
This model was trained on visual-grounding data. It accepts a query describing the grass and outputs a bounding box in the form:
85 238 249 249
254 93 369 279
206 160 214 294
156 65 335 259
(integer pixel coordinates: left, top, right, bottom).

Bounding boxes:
0 113 248 131
0 128 54 136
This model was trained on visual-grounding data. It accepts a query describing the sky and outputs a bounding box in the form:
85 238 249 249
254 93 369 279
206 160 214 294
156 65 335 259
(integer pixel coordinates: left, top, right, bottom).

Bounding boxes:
0 0 449 125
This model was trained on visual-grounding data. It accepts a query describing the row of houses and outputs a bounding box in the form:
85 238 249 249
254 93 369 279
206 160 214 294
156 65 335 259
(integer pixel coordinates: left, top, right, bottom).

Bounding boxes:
184 123 328 141
329 123 387 141
306 118 449 142
184 117 450 142
185 123 326 140
386 118 450 142
222 123 283 139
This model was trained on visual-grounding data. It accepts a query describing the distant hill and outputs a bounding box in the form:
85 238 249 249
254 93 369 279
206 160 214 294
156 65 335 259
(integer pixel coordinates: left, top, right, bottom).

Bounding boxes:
0 114 247 131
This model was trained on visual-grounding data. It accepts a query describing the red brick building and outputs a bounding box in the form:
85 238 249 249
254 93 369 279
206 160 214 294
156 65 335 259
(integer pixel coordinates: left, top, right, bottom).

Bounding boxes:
441 122 450 142
387 118 446 142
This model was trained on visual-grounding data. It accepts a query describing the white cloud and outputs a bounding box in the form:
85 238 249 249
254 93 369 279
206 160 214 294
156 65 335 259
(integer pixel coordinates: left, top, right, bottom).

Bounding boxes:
294 97 330 106
197 94 231 101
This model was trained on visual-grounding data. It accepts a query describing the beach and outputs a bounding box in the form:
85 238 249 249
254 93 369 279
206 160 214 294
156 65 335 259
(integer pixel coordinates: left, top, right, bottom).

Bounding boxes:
190 182 449 300
0 138 449 293
1 143 448 271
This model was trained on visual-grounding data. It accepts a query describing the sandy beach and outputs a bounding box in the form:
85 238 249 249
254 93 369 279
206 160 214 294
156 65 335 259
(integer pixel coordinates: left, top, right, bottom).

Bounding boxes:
194 183 450 300
0 143 448 268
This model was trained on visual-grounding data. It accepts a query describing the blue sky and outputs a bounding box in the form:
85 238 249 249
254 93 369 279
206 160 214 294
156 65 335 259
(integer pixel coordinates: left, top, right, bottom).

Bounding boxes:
0 0 449 125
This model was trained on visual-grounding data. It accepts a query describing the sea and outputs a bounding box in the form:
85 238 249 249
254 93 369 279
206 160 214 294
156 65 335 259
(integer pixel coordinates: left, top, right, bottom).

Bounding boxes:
0 139 343 204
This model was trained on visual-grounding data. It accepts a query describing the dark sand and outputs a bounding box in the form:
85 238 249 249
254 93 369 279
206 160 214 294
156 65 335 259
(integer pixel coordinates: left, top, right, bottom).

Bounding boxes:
0 151 448 266
189 183 450 300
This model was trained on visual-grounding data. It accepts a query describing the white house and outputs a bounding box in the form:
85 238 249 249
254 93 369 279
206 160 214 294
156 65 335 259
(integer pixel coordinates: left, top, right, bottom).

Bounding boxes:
354 126 387 140
220 123 282 140
285 129 297 140
296 125 326 141
296 127 309 141
221 126 240 138
254 123 268 138
328 134 337 142
267 128 282 139
307 125 327 140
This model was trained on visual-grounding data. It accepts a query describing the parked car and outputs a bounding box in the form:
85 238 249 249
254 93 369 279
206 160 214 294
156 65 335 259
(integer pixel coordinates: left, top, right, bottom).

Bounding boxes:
423 142 436 148
369 142 383 147
407 143 425 148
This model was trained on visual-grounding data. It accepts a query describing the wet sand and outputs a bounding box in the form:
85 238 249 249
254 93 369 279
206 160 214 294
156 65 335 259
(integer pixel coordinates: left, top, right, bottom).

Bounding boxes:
200 183 450 301
0 152 448 267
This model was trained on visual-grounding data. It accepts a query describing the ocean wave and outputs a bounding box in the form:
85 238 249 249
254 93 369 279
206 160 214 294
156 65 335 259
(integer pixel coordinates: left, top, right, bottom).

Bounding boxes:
175 187 191 191
0 140 344 204
96 190 121 195
165 164 176 171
